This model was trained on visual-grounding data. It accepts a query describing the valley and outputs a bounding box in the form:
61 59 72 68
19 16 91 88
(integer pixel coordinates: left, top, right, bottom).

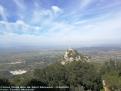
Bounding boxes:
0 47 121 77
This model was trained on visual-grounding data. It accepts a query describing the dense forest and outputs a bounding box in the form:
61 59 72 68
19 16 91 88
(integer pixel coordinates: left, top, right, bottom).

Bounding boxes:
0 58 121 91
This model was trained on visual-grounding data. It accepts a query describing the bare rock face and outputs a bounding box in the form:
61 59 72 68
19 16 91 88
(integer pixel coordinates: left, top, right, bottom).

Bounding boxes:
64 48 80 61
61 48 88 65
102 80 111 91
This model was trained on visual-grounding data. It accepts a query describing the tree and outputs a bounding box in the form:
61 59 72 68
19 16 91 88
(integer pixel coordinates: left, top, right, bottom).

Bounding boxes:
65 61 102 91
0 78 11 86
101 59 121 90
34 63 68 86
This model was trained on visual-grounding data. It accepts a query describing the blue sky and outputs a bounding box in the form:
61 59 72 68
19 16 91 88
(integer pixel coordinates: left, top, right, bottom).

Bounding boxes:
0 0 121 48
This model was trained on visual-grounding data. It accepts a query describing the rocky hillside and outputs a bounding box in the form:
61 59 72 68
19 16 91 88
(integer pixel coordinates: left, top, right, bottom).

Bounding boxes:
61 48 89 65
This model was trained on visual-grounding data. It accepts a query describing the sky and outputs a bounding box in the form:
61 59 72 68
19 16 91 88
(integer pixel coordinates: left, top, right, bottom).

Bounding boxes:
0 0 121 48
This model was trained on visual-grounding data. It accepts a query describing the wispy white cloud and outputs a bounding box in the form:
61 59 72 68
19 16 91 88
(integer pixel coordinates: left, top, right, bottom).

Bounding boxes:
30 5 63 26
13 0 27 20
1 10 121 47
13 0 25 10
0 20 41 35
0 0 121 47
0 5 7 21
51 6 63 14
80 0 92 9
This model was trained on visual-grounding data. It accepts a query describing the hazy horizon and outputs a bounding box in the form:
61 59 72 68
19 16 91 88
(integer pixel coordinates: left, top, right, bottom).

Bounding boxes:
0 0 121 48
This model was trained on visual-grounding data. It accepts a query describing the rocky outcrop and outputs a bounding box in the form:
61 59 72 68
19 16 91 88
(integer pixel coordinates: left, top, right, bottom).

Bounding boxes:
102 80 111 91
61 48 89 65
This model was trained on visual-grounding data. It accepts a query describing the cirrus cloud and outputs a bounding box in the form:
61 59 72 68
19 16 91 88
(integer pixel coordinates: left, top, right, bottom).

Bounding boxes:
0 0 121 48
